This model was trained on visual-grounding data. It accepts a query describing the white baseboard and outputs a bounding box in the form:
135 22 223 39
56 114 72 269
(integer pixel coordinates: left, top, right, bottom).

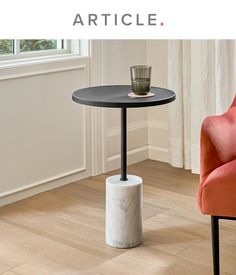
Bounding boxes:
106 145 149 172
0 168 90 207
149 145 169 163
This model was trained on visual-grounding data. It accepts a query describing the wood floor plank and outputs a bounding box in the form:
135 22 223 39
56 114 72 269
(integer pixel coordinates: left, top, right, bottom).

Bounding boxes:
178 238 236 275
0 204 123 260
0 160 235 274
80 246 215 275
1 271 20 275
143 211 204 255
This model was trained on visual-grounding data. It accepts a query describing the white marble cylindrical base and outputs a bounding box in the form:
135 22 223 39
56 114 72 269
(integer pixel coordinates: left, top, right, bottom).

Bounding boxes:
106 175 143 248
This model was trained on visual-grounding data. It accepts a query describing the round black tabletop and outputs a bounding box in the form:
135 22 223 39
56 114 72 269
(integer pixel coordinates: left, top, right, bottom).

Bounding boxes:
72 85 175 108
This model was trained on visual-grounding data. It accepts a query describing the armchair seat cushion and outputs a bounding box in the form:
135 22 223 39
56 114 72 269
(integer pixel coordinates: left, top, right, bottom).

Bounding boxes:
198 159 236 217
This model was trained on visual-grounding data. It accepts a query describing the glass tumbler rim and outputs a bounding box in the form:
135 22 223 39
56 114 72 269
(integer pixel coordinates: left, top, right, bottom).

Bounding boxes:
130 65 152 69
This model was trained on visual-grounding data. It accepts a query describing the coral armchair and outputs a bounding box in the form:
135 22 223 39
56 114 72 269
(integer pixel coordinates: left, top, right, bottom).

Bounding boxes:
198 95 236 275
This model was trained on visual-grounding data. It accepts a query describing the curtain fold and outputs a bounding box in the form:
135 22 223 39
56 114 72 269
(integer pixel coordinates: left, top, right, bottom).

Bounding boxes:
168 40 236 174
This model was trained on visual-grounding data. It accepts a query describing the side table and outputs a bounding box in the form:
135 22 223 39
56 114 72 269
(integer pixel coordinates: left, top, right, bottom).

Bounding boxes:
72 85 175 248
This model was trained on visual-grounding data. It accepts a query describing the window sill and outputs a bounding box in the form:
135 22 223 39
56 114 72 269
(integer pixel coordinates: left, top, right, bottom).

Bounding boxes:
0 54 90 81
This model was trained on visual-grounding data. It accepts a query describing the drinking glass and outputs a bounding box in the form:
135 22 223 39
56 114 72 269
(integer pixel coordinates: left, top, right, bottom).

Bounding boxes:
130 65 152 95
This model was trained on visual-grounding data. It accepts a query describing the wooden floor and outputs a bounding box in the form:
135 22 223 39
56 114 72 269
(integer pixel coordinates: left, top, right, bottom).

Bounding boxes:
0 160 236 275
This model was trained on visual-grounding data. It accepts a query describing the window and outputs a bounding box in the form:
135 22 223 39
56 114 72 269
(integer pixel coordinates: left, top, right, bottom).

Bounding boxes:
0 39 87 62
0 40 13 55
20 40 61 52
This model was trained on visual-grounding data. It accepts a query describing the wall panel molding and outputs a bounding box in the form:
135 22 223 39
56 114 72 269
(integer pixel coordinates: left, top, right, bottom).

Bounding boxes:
107 120 148 138
106 145 149 172
0 57 90 206
148 120 168 130
0 57 89 81
105 120 148 172
148 119 169 163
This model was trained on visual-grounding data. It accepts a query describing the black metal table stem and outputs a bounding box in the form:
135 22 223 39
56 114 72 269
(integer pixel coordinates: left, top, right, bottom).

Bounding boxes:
121 108 127 181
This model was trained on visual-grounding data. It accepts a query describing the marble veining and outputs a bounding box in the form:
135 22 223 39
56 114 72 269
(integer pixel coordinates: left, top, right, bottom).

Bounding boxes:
106 175 143 248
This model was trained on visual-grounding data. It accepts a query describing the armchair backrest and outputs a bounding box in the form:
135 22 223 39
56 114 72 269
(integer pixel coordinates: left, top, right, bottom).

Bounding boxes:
200 95 236 180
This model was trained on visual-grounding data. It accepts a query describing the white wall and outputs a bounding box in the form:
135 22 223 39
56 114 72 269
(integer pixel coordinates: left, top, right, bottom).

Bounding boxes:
146 40 169 162
0 57 91 206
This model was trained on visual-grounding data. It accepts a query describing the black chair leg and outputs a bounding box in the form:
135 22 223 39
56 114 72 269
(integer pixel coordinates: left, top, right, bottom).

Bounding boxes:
211 216 220 275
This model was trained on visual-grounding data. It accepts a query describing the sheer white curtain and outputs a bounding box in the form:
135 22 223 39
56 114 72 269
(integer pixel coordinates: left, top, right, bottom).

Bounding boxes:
168 40 236 173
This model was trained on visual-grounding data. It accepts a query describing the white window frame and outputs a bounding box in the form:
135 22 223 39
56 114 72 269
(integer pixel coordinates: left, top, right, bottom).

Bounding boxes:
0 40 90 80
0 40 89 64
